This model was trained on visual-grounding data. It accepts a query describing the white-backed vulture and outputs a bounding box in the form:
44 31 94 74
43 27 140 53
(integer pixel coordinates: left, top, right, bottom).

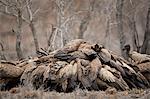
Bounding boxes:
137 62 150 72
20 61 37 85
58 61 77 79
76 58 92 89
61 39 86 53
96 78 109 90
123 44 150 63
78 43 97 60
43 66 51 83
48 61 68 81
70 51 88 60
30 65 47 89
88 57 102 81
116 58 150 88
98 67 129 91
137 62 150 83
78 42 93 50
57 60 78 91
0 61 23 78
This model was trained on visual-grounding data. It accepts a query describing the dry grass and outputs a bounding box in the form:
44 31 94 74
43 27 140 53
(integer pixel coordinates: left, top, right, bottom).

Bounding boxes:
0 87 150 99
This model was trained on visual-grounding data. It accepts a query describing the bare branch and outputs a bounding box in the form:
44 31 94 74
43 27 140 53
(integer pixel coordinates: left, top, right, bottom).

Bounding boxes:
26 0 33 21
33 8 40 17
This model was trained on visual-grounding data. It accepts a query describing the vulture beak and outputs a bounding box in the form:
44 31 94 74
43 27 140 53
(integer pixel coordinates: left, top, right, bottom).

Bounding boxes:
122 48 125 51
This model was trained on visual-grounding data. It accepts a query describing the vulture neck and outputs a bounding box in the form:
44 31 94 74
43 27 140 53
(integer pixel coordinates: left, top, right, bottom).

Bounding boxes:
124 47 131 61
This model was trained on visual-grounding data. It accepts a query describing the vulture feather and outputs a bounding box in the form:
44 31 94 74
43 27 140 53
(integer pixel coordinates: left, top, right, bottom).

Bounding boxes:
76 58 92 89
57 61 78 91
61 39 86 53
20 61 37 85
70 51 88 60
78 43 97 60
123 45 150 63
48 61 68 81
98 67 129 90
30 65 47 89
0 62 23 78
130 51 150 63
88 57 102 81
137 62 150 84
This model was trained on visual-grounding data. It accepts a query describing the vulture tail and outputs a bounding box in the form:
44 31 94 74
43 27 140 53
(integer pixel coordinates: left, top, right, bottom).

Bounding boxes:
115 79 129 91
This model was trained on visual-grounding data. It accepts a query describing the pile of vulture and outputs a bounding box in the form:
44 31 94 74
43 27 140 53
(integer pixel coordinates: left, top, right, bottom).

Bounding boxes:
0 39 150 92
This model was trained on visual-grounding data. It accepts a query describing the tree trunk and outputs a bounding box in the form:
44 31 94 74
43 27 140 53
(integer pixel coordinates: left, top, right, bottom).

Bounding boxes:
116 0 126 59
16 9 23 60
78 13 91 39
141 6 150 54
29 21 39 52
78 0 95 39
0 42 6 60
129 15 140 52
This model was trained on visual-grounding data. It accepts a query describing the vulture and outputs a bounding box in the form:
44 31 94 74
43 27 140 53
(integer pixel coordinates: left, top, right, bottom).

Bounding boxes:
95 44 149 89
57 60 78 92
136 61 150 84
98 65 129 91
70 51 88 60
123 44 150 63
77 58 92 89
20 60 37 86
48 61 68 82
123 44 150 84
60 39 86 53
53 39 87 61
30 65 47 89
42 61 69 91
78 43 97 60
0 61 23 78
76 57 102 90
0 61 23 90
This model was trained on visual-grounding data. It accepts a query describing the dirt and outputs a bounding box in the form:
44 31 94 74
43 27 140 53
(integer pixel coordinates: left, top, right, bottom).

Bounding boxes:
0 87 150 99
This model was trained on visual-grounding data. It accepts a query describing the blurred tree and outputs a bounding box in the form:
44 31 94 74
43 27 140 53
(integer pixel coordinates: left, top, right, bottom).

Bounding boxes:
141 5 150 54
0 0 24 60
78 0 95 39
0 42 6 60
0 0 40 59
116 0 127 59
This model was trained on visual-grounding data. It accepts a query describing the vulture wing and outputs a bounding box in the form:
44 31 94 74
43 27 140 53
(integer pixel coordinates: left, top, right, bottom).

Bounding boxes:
0 62 23 78
89 57 102 81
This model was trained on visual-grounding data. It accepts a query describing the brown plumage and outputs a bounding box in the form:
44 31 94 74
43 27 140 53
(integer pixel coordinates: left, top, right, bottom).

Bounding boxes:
76 58 92 89
123 45 150 86
88 57 102 81
78 43 97 60
70 51 88 60
61 39 86 53
30 65 47 89
57 60 78 91
137 62 150 83
20 61 37 85
123 45 150 63
48 61 68 81
76 57 104 90
0 61 23 78
137 62 150 72
116 58 150 88
97 48 111 63
98 66 129 91
96 78 109 90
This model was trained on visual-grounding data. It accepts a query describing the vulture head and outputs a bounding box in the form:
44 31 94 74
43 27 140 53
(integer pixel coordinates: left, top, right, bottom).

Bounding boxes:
123 44 131 53
91 44 104 52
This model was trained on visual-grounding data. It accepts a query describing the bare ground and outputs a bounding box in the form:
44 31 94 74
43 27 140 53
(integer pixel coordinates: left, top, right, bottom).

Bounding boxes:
0 87 150 99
